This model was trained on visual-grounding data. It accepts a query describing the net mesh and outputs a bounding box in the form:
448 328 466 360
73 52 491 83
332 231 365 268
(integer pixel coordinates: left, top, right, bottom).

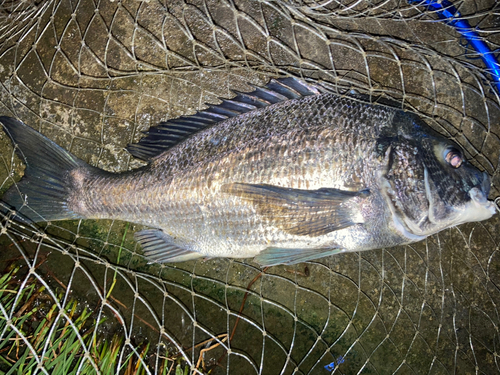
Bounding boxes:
0 0 499 373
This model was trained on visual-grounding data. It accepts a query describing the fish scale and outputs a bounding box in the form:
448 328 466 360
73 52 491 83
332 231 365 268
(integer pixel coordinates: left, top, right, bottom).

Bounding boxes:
0 78 496 266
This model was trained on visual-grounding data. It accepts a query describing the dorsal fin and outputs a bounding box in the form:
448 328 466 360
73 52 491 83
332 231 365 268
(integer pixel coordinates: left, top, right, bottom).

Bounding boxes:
126 77 323 161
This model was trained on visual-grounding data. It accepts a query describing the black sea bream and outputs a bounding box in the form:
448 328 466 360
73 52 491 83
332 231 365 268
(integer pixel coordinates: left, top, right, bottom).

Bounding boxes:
0 78 496 266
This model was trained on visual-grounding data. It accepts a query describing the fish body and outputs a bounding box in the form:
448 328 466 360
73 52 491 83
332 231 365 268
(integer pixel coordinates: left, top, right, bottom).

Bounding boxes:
1 78 496 266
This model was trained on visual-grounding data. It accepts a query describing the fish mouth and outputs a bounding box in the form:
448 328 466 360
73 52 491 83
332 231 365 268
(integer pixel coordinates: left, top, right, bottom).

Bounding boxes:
383 168 496 241
424 168 496 228
467 171 496 217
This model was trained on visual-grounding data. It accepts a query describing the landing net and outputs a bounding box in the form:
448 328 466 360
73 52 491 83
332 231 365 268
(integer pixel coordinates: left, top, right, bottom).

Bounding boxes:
0 1 499 374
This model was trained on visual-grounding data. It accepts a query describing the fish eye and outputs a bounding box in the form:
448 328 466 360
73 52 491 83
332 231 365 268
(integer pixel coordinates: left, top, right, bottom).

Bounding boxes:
444 147 463 168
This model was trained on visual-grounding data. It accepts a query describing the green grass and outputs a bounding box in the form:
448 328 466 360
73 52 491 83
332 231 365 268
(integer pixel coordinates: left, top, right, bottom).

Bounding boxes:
0 267 192 375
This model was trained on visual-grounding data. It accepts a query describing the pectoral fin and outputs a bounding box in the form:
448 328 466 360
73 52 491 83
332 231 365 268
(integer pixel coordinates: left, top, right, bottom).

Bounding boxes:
222 183 369 236
255 247 344 266
135 229 202 263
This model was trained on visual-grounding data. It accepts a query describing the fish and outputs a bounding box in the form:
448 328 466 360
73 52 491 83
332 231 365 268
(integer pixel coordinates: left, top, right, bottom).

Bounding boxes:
0 78 496 266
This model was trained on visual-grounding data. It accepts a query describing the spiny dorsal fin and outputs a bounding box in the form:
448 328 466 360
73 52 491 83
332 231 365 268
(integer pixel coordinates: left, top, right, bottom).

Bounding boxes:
126 77 323 161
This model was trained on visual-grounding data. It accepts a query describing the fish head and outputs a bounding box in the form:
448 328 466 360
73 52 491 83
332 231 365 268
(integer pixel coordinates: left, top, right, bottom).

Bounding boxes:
382 112 496 239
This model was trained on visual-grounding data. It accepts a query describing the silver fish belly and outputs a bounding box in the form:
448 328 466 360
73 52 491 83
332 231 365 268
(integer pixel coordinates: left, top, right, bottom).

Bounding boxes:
1 78 496 266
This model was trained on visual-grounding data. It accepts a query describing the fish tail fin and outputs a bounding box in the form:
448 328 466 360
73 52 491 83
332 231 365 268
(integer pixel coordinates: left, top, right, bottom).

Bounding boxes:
1 116 86 222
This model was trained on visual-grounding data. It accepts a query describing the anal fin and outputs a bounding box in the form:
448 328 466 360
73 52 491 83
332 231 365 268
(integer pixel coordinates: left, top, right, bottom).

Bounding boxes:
254 247 344 267
135 229 202 263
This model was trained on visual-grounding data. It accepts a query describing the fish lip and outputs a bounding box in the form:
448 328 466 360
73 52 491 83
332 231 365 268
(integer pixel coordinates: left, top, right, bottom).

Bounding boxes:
469 187 487 204
469 172 493 208
467 186 497 220
463 171 496 220
469 172 493 207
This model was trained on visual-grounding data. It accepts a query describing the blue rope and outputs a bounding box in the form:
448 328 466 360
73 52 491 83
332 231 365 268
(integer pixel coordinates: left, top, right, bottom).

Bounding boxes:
408 0 500 94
